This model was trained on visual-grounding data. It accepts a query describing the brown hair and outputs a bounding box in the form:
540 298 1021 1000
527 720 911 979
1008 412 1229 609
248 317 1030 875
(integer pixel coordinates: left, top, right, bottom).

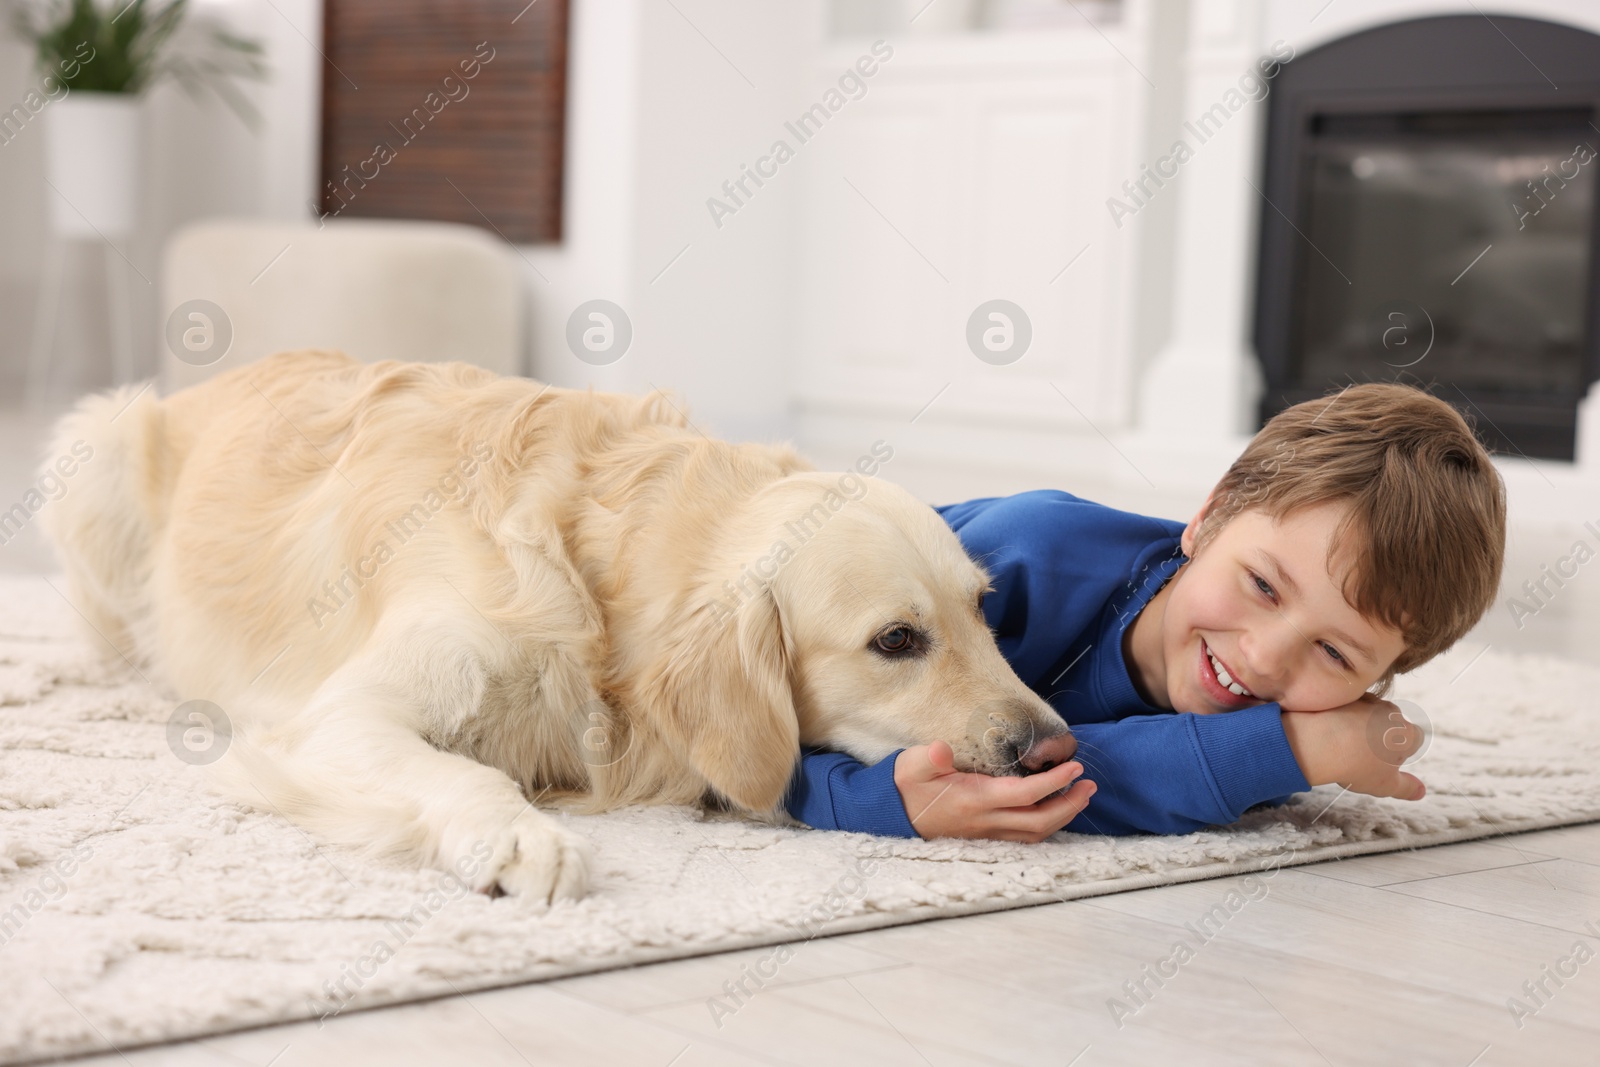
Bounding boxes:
1192 382 1506 695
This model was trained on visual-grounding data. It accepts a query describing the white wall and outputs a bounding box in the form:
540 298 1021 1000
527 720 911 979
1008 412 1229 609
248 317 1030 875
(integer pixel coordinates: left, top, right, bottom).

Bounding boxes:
1264 0 1600 51
523 0 824 444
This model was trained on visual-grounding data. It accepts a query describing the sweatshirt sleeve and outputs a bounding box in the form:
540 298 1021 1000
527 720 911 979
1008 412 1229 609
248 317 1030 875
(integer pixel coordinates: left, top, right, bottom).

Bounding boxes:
784 704 1310 839
784 747 919 837
1063 704 1312 836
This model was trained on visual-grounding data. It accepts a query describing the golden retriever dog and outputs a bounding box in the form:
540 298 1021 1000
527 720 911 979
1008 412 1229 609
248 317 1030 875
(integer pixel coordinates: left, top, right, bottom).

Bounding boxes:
39 350 1074 905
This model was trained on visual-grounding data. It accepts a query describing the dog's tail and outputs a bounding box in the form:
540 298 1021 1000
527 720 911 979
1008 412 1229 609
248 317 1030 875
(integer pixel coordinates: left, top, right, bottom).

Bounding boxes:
36 381 166 663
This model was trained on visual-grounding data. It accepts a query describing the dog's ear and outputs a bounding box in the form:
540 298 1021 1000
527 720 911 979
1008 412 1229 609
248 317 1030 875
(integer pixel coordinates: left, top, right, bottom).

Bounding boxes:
653 589 799 814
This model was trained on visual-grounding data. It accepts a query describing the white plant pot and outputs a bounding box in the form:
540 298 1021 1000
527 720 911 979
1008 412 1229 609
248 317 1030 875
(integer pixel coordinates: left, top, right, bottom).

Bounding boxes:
44 91 141 237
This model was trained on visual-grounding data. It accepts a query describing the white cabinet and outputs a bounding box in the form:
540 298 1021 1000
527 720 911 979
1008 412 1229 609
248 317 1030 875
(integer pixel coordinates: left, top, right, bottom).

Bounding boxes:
791 21 1164 450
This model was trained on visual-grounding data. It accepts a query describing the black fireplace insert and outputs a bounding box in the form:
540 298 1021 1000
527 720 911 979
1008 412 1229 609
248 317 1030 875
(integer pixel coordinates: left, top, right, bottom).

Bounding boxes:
1253 14 1600 460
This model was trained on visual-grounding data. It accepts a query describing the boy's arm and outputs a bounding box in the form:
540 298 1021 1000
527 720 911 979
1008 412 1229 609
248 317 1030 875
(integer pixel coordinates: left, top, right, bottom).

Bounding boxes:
785 746 1091 838
1281 695 1426 801
1063 698 1427 835
785 705 1308 839
1060 705 1309 836
785 747 920 837
899 706 1308 838
1063 695 1428 831
790 700 1426 840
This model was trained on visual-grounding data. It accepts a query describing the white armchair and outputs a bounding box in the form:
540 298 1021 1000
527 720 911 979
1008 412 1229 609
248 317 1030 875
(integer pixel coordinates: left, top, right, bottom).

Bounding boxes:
158 218 525 393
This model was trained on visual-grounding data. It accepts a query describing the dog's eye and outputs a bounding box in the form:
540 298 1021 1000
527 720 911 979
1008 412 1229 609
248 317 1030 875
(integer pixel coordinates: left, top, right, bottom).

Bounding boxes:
872 626 921 656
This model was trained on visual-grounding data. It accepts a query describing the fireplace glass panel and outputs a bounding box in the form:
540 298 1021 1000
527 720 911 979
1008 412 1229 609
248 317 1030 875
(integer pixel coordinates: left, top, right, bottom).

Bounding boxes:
1294 112 1594 400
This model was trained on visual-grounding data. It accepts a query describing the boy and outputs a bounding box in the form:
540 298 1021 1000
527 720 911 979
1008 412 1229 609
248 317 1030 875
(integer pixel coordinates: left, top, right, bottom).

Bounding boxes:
783 383 1506 841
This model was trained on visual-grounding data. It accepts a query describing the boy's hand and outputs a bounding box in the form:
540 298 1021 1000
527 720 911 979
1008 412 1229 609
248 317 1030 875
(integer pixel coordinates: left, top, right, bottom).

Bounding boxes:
1281 694 1427 801
892 740 1097 842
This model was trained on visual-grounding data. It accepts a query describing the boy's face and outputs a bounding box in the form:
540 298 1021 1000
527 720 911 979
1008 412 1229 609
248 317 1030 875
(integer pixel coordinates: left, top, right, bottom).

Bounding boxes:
1126 497 1408 715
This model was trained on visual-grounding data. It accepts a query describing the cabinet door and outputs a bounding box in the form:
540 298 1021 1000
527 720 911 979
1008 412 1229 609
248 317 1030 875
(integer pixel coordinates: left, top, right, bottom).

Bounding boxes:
793 44 1135 428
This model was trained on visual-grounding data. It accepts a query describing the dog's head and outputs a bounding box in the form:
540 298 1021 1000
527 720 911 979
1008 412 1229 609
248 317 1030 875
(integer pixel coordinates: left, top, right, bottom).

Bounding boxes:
769 473 1075 774
660 470 1073 815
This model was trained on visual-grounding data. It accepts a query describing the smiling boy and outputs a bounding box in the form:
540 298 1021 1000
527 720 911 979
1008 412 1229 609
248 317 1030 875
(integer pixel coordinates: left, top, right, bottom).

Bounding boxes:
784 383 1507 840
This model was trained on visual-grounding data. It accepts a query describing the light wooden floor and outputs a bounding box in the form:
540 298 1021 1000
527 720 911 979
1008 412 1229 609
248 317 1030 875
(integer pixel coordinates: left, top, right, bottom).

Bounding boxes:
4 405 1598 1066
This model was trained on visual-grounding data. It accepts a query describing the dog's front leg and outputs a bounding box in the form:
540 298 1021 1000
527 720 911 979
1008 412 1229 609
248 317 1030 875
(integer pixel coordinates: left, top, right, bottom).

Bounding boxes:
231 663 593 906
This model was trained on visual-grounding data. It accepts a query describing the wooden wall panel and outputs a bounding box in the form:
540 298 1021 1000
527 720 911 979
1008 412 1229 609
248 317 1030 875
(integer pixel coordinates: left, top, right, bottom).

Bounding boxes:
319 0 567 243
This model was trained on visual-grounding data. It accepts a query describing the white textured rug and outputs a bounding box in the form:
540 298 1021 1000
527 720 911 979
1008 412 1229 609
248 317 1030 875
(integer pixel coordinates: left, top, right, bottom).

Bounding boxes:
2 573 1598 1065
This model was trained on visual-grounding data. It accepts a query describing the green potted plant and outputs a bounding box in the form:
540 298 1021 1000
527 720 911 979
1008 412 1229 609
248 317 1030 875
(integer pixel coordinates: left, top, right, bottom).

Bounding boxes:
6 0 267 236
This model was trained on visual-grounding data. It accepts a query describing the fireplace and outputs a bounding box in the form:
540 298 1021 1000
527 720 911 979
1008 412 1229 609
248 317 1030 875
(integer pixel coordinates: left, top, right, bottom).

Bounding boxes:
1253 15 1600 460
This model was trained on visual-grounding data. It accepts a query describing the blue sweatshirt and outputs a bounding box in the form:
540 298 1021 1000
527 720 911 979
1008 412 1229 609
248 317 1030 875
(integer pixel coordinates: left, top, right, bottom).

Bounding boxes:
782 490 1311 837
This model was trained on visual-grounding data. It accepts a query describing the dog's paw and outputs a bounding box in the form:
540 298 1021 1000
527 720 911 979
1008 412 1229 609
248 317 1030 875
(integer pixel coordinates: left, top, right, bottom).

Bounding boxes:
476 817 594 906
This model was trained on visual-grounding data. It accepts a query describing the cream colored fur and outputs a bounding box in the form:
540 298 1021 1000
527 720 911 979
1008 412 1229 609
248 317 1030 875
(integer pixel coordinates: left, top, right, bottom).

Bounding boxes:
39 350 1071 905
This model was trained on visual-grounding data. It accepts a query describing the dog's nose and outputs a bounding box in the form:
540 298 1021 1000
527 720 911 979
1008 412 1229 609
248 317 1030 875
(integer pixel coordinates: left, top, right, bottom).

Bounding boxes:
1020 730 1077 774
